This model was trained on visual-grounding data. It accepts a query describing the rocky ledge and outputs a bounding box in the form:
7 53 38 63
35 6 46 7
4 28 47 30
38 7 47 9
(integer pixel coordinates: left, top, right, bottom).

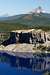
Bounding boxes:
0 43 50 58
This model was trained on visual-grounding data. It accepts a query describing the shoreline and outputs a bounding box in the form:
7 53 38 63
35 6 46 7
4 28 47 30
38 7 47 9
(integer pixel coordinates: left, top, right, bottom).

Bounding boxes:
0 44 50 57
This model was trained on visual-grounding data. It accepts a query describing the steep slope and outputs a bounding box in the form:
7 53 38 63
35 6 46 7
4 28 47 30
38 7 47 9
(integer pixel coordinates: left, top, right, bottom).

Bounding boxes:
0 12 50 31
1 12 50 27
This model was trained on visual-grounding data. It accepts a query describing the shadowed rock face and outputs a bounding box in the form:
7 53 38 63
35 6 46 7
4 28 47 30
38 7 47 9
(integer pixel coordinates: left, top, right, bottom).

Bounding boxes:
19 32 32 43
2 32 16 46
2 32 33 46
2 31 46 46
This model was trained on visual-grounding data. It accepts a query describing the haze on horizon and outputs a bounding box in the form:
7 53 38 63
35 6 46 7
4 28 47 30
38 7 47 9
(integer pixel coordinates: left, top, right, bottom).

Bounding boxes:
0 0 50 16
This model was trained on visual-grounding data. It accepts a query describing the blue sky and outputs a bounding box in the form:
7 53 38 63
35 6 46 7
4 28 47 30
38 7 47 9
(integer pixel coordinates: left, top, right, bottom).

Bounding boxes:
0 0 50 16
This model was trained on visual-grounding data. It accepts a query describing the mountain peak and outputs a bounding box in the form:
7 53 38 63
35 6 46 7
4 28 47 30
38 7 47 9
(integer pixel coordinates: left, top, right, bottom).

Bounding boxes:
32 6 45 14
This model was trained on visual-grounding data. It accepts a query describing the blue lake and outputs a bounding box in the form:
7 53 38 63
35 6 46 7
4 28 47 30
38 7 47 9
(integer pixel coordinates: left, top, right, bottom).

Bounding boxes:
0 52 49 75
0 62 43 75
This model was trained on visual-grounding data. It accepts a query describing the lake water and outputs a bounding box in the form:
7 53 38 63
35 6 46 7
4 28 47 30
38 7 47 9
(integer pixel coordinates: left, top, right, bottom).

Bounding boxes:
0 52 49 75
0 62 43 75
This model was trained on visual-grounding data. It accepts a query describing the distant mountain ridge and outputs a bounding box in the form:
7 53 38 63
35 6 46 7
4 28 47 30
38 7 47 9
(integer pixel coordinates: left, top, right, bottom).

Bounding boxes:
0 7 50 27
3 12 50 26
